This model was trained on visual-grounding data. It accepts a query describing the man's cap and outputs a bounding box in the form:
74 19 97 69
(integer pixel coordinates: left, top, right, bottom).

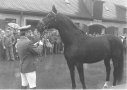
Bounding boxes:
8 23 20 29
19 25 31 31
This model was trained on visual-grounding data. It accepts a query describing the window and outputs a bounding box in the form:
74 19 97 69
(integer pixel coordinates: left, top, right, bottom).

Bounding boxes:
123 28 127 34
106 26 118 36
5 18 16 23
4 18 16 30
26 19 39 31
0 19 6 30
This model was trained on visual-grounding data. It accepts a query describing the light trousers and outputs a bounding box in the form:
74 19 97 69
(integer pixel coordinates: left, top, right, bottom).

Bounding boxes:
20 71 36 88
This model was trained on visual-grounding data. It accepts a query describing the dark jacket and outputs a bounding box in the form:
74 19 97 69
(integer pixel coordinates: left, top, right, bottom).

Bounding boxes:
16 36 42 73
3 34 16 48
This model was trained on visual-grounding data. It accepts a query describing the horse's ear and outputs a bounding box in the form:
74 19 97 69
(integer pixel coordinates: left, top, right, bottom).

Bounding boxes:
52 5 57 14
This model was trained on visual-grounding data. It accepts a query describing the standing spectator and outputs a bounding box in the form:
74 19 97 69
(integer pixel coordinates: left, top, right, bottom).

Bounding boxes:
53 41 58 54
16 25 43 89
0 30 6 60
59 42 64 54
45 38 52 54
3 29 16 61
26 30 34 41
7 23 20 60
33 28 40 43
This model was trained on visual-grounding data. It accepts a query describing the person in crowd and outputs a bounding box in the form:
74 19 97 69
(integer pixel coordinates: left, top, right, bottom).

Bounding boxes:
59 42 64 54
33 28 41 43
45 38 53 54
3 28 16 61
26 30 34 41
0 30 6 60
5 22 20 60
120 35 127 54
53 41 58 54
16 25 43 89
0 30 5 43
11 25 20 60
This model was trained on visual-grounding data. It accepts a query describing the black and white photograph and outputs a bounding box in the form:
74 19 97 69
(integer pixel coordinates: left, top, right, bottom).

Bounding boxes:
0 0 126 89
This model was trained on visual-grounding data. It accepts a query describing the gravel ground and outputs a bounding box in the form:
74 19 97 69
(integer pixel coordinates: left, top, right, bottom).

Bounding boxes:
0 54 126 89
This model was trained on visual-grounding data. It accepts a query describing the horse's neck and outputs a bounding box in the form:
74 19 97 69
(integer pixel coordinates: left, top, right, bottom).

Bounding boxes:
55 21 85 45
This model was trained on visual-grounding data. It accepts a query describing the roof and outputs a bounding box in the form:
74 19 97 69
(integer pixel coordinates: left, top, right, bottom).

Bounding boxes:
84 0 127 23
102 0 127 8
0 0 126 23
0 0 92 19
103 1 127 22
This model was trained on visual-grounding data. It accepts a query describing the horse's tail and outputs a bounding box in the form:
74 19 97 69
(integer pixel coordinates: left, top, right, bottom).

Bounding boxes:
116 47 124 84
123 38 127 55
108 35 125 84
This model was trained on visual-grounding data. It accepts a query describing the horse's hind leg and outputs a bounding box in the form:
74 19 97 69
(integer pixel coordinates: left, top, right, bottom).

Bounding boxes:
103 58 111 88
112 52 124 86
76 63 86 89
67 61 76 89
112 58 118 86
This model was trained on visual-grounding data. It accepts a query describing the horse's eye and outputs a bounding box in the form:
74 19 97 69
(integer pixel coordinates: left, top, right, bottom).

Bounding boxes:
48 14 50 17
47 13 51 18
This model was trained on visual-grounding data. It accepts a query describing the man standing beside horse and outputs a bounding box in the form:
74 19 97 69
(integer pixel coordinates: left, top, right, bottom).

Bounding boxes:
16 25 43 89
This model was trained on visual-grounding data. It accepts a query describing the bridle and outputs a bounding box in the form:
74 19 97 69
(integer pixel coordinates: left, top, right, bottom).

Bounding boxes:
41 11 57 30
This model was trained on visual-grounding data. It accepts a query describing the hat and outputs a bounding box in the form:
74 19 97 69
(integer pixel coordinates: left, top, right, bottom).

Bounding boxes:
8 23 20 29
19 25 31 31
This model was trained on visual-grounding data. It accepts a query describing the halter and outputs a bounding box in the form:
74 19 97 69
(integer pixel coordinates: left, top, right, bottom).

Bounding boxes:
42 11 57 29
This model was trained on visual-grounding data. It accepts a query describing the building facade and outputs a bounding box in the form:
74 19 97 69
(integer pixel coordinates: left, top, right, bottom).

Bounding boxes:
0 0 126 35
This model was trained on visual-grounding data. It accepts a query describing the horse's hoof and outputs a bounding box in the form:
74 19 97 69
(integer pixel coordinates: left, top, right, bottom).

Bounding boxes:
103 85 108 89
103 81 109 89
112 86 114 88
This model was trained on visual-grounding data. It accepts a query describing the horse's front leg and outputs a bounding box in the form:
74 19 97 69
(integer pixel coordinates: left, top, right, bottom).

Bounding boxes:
76 63 86 89
67 61 76 89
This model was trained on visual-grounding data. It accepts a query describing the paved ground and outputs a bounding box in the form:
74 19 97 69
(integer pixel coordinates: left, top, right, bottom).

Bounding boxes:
0 54 126 89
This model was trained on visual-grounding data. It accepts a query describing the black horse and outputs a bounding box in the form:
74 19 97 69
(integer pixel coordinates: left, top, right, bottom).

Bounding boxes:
37 6 125 89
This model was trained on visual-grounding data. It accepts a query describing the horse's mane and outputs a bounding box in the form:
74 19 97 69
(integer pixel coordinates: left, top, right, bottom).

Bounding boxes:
57 13 86 36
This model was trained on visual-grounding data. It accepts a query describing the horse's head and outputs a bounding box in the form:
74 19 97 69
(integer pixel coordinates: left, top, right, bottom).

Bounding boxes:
37 5 58 36
41 5 58 30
